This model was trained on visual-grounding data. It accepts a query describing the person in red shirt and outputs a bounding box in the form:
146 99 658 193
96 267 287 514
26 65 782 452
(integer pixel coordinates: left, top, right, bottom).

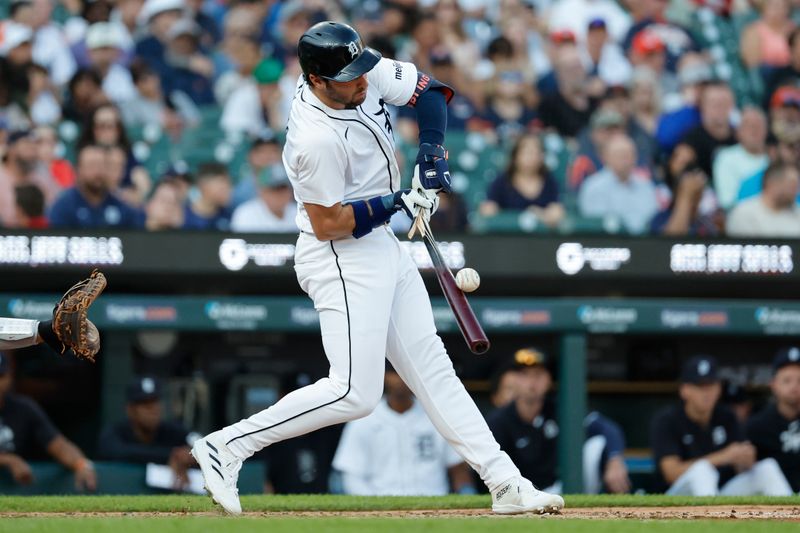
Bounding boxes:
34 126 75 188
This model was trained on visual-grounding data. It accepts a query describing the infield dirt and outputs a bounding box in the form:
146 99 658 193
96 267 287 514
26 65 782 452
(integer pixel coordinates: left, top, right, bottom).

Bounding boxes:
2 505 799 520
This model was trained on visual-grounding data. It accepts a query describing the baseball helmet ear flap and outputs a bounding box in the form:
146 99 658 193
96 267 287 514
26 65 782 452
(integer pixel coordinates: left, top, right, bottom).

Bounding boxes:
298 21 382 83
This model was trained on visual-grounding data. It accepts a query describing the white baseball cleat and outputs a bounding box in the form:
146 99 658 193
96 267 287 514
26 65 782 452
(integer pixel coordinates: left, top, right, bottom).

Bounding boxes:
191 430 243 515
491 477 565 515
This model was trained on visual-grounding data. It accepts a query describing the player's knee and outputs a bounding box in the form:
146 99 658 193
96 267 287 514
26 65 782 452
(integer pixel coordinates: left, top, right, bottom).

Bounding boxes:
754 457 780 473
691 459 718 480
342 396 380 420
688 460 718 496
341 385 383 419
753 458 792 493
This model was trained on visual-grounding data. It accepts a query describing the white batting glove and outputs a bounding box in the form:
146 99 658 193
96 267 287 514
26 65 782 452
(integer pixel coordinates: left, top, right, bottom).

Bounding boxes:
395 188 434 220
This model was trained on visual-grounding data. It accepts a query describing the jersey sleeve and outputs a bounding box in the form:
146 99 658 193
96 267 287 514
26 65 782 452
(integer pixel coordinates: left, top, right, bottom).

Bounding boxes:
366 58 418 107
22 398 60 451
288 133 347 207
585 411 626 458
651 408 682 462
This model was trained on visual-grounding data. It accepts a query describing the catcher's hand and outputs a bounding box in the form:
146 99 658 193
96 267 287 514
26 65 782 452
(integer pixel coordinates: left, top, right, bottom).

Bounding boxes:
38 270 107 362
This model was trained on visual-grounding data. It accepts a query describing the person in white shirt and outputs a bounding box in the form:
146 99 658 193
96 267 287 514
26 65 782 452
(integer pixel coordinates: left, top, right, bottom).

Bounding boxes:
230 163 298 233
221 58 285 137
22 0 78 87
712 107 770 211
578 134 659 233
580 19 631 87
332 366 475 496
85 22 137 104
727 161 800 237
548 0 631 44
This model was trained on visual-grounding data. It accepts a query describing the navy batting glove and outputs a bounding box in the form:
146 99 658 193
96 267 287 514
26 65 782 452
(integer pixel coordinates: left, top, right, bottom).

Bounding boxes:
415 143 452 193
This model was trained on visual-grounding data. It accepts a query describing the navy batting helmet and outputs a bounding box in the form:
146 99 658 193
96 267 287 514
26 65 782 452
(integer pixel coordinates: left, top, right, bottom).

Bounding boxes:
298 21 381 82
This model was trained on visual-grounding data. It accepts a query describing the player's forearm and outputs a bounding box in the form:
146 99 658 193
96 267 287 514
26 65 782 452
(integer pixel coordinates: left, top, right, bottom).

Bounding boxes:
46 435 90 472
703 448 734 468
659 456 695 484
0 453 22 467
414 88 447 146
0 318 41 350
304 202 356 241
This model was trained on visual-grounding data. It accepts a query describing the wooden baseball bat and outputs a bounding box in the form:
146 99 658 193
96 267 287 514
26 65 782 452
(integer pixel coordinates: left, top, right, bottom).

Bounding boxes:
418 216 490 355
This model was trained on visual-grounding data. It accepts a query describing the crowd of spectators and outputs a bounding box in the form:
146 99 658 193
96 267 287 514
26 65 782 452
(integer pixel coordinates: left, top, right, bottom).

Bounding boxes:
2 0 800 237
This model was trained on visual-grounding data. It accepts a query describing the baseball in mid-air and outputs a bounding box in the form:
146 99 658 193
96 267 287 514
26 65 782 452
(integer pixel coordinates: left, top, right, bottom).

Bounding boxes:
455 268 480 292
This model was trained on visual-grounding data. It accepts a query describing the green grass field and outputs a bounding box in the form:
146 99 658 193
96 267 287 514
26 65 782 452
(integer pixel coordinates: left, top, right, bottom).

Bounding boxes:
1 494 798 532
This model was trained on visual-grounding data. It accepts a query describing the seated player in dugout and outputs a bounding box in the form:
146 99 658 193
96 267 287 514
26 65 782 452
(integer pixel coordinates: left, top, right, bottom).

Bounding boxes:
721 380 753 425
650 355 793 495
0 352 97 491
747 347 800 493
254 372 343 495
97 376 197 490
486 348 631 494
332 364 475 495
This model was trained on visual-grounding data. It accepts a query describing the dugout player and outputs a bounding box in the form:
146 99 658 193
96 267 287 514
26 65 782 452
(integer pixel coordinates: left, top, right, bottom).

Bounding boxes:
191 21 564 515
332 365 475 495
651 355 792 495
0 352 96 491
255 372 342 494
97 376 197 490
746 347 800 492
487 348 631 494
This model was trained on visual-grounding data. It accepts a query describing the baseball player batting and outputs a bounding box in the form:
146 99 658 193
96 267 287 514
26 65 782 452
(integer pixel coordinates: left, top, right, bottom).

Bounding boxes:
191 21 564 516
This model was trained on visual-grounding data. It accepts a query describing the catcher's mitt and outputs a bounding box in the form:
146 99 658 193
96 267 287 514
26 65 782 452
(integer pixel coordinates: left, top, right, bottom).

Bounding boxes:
39 270 107 362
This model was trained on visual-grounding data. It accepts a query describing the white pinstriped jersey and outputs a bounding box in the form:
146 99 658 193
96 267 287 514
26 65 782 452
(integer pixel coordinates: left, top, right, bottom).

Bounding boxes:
282 58 419 234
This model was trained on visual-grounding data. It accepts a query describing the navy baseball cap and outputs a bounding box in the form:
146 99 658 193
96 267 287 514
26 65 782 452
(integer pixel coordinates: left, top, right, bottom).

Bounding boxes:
7 129 33 146
680 355 720 384
588 18 607 30
126 376 162 403
0 353 9 375
773 347 800 373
